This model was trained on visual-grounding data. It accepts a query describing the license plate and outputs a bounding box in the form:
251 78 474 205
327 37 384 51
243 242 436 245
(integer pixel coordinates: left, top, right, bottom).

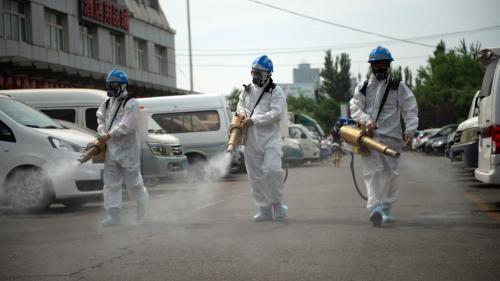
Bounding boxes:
181 159 188 170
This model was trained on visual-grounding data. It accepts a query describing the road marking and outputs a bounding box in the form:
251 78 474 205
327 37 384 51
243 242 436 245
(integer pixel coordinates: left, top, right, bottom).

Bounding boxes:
464 191 500 224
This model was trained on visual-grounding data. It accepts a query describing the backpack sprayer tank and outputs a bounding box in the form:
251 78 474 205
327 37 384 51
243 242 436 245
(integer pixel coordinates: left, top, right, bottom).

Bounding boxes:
340 125 400 158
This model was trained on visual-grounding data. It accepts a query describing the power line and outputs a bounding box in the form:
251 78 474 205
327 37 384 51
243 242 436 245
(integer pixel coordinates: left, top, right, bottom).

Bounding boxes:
175 24 500 54
174 55 428 68
247 0 445 49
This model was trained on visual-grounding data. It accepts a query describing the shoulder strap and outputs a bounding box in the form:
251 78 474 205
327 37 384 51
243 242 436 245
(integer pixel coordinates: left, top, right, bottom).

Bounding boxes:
122 97 132 108
264 81 276 94
360 81 368 96
107 98 125 132
374 78 397 123
242 84 250 93
249 79 275 117
390 79 400 90
105 98 111 110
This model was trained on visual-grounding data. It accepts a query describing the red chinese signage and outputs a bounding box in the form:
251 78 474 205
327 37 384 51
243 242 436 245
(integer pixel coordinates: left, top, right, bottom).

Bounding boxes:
81 0 129 32
0 74 76 89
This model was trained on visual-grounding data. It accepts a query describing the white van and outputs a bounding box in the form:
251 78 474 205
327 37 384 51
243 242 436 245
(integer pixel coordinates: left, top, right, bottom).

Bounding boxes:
475 48 500 184
138 94 232 166
450 90 480 167
0 94 103 212
0 89 188 186
288 123 320 161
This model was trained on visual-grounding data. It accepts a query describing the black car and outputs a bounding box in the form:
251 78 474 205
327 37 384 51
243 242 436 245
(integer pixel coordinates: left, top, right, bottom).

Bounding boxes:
423 124 458 153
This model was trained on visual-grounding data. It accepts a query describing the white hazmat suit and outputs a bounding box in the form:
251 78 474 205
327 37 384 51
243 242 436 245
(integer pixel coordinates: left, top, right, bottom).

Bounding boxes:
237 80 287 211
350 75 418 215
97 90 149 213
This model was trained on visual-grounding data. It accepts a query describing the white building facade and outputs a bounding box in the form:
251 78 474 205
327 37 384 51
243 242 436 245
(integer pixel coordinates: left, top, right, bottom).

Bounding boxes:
0 0 188 96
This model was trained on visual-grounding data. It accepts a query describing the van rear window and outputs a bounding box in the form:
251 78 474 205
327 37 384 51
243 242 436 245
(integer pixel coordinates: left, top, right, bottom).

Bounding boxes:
152 110 220 133
85 108 98 131
41 109 76 123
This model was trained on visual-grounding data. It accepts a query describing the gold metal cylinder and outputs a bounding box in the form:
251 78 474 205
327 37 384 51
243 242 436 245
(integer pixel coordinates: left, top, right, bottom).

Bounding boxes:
226 115 242 152
339 125 400 158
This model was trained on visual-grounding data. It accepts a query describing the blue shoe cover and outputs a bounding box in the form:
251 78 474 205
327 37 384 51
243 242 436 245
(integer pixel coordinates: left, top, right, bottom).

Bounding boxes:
273 202 288 220
382 203 394 223
253 207 272 222
369 206 383 227
101 208 120 227
136 201 147 223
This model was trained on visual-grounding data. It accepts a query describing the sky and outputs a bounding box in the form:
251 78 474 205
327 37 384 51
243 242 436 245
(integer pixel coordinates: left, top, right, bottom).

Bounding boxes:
159 0 500 95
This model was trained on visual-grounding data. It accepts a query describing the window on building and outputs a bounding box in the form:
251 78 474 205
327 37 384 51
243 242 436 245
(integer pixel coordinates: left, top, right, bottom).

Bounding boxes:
80 25 94 58
110 32 123 65
155 45 167 75
152 111 220 134
0 0 27 41
45 9 64 50
133 38 146 70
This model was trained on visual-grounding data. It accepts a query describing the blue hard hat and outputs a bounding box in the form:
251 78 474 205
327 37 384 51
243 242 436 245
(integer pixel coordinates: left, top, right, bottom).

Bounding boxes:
252 55 273 73
368 46 394 62
106 68 128 84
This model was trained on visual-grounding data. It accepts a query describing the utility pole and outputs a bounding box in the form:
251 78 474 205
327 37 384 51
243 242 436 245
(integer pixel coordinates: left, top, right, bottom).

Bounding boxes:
186 0 194 94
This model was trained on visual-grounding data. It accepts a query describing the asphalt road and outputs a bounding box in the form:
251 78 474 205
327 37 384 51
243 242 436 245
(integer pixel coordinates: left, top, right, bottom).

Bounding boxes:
1 153 500 281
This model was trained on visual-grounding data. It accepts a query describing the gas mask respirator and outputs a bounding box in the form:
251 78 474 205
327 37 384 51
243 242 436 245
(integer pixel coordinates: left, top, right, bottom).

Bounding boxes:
251 68 270 87
106 83 125 97
370 63 390 81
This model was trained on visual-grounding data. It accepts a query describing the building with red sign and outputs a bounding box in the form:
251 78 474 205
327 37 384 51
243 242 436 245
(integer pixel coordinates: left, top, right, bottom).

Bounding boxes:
0 0 190 96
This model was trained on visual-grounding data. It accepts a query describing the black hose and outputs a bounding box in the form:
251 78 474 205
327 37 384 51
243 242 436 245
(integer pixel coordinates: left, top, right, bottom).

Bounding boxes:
349 152 367 201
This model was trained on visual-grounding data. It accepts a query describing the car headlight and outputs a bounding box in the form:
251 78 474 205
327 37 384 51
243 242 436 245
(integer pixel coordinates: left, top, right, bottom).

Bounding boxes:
48 137 80 152
432 140 445 147
460 127 479 143
148 142 174 157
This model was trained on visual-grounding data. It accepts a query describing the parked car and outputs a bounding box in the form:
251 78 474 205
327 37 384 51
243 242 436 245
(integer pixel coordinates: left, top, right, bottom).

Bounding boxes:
233 137 304 173
450 90 480 166
475 48 500 184
288 124 320 161
0 88 188 186
138 94 234 175
413 128 439 151
429 135 450 156
0 94 103 212
423 124 458 153
282 137 304 166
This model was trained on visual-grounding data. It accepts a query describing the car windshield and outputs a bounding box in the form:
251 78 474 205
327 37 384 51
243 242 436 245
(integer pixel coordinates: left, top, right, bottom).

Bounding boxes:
0 98 63 129
148 116 166 134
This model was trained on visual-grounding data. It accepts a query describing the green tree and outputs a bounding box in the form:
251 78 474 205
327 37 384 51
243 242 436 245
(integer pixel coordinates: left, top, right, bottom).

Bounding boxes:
320 50 352 103
320 50 335 100
403 66 413 90
390 65 403 81
226 88 240 112
413 40 484 128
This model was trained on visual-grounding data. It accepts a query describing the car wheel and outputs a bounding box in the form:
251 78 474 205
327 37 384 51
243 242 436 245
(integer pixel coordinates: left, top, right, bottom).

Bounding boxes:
144 177 160 188
5 167 53 213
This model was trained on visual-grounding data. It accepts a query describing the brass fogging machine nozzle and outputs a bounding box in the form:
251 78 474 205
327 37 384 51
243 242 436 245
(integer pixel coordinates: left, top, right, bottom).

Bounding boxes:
339 125 400 159
78 140 106 164
226 115 243 153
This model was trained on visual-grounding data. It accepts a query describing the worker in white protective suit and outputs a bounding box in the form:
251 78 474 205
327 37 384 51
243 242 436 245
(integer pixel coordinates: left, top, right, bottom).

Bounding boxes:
349 46 418 227
96 69 149 227
237 55 289 221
